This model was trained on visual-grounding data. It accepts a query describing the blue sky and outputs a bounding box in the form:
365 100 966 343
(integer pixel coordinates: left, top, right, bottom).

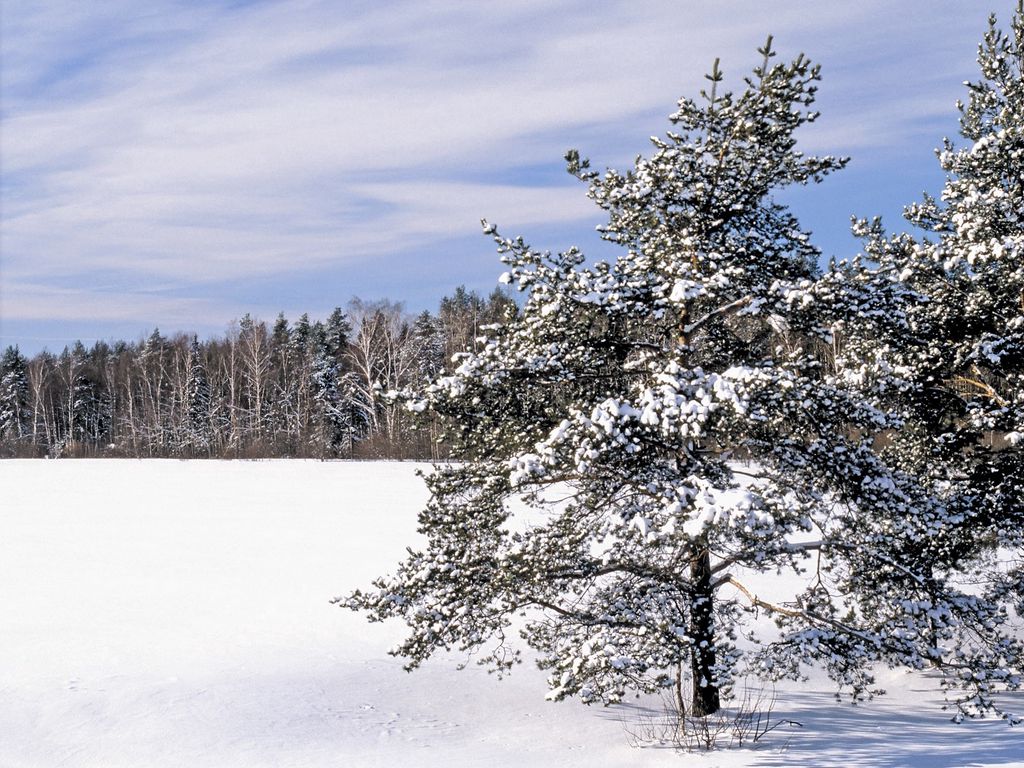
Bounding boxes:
0 1 1007 354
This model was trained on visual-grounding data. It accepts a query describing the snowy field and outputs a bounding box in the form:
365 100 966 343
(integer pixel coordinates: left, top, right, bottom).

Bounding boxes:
1 459 1021 768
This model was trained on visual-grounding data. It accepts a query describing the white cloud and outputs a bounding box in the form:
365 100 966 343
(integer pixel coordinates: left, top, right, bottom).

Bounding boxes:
2 280 221 325
0 0 992 342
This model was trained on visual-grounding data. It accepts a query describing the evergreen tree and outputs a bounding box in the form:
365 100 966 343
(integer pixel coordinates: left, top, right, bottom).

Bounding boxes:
412 310 445 381
483 287 518 327
182 336 212 455
80 341 113 449
324 307 352 360
309 322 351 457
0 346 29 448
291 312 312 354
269 313 294 452
287 313 314 451
345 39 1022 723
854 4 1024 698
53 342 91 453
271 313 291 350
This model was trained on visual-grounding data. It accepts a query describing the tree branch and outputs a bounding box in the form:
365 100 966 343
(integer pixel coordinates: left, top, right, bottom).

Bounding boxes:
683 295 753 337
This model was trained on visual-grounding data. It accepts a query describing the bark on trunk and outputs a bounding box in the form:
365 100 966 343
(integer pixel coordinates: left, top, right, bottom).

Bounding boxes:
689 546 720 716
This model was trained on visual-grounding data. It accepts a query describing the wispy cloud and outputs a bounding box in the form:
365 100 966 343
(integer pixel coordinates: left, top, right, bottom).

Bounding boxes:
0 0 993 349
2 280 218 324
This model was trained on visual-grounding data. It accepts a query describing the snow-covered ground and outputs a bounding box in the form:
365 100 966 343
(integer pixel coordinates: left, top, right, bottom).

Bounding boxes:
1 459 1021 767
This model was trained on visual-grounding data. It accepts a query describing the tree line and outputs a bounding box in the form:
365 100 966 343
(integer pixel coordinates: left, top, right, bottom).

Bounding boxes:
0 287 515 459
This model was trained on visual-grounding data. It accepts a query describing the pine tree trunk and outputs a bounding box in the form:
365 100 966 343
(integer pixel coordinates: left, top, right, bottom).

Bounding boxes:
689 545 720 716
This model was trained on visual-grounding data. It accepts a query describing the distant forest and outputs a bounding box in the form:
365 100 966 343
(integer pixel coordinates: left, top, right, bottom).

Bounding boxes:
0 286 516 459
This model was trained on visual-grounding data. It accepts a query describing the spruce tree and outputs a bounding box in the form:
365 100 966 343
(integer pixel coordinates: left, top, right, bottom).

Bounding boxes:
309 322 351 457
412 310 445 381
0 346 29 449
324 307 352 361
182 336 212 455
270 313 294 453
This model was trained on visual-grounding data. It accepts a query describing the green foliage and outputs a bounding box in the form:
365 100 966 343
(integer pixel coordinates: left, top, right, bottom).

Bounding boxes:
346 18 1024 726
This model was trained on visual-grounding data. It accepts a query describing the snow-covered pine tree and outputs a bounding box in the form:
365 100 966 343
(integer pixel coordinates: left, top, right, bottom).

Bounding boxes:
269 313 295 453
344 40 1023 724
324 307 352 361
182 336 212 456
287 313 314 451
76 342 112 450
54 342 94 454
412 310 446 382
851 5 1024 709
309 321 352 457
0 345 30 450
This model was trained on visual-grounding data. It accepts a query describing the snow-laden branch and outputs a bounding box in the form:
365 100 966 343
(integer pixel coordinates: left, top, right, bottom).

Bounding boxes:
682 295 753 337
